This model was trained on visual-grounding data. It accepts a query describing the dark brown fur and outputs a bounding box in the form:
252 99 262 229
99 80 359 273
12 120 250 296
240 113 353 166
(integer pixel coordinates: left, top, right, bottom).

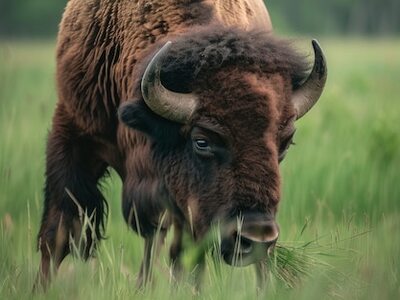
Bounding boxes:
36 0 309 289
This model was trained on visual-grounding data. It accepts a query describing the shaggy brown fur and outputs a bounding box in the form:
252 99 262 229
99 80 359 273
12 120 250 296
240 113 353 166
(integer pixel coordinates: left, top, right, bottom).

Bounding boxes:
36 0 310 289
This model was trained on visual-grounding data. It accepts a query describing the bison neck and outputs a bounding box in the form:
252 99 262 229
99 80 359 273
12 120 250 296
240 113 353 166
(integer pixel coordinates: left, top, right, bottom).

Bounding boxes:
208 0 273 31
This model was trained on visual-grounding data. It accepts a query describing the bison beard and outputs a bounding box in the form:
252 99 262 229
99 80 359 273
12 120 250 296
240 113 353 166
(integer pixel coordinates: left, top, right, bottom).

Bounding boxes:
35 0 327 292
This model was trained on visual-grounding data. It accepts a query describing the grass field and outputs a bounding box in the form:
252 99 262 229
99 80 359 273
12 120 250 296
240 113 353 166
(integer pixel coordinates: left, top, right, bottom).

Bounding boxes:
0 38 399 299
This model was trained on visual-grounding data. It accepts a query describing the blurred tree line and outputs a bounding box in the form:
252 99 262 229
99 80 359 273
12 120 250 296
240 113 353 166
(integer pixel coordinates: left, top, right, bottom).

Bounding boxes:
0 0 399 37
268 0 400 35
0 0 65 37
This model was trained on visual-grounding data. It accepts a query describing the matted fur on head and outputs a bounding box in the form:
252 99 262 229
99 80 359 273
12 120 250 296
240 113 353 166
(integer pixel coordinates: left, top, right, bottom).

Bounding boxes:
159 28 311 94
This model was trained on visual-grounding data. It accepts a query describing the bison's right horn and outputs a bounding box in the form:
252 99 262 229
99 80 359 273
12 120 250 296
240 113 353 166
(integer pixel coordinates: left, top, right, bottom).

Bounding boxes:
292 39 327 119
141 41 198 124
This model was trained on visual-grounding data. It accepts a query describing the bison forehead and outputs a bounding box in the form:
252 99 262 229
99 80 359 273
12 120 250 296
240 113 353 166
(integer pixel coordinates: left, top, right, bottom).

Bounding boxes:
193 71 284 142
158 28 310 101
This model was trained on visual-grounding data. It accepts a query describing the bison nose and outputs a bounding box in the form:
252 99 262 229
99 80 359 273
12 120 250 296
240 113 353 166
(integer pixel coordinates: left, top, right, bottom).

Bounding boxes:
220 216 279 266
240 219 279 245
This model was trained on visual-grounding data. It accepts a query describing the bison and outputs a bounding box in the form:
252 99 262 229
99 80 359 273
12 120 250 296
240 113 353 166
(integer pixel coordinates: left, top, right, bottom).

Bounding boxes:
36 0 327 290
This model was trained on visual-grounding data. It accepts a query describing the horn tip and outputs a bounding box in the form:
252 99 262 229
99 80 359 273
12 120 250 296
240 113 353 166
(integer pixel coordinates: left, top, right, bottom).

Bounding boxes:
311 39 320 47
311 39 325 54
311 39 324 56
311 38 327 81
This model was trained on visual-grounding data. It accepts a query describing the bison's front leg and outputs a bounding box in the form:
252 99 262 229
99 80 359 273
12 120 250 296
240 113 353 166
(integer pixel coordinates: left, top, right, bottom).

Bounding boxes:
136 231 166 289
169 219 184 281
35 105 109 291
137 237 154 288
122 176 169 289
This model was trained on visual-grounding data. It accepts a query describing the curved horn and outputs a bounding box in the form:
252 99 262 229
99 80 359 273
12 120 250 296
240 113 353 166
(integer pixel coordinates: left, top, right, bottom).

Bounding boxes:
141 41 198 123
292 39 327 119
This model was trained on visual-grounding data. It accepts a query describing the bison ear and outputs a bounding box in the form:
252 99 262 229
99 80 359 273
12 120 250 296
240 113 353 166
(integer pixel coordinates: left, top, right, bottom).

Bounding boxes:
118 100 183 144
118 100 151 132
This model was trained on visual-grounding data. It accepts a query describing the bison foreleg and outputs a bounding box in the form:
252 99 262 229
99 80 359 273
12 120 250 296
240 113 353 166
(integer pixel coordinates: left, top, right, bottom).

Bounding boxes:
34 212 69 292
190 252 206 295
35 106 109 291
136 230 166 289
169 219 184 281
137 237 154 289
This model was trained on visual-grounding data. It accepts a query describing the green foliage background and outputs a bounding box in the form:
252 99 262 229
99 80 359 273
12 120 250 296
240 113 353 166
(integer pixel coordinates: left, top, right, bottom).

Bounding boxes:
0 0 65 37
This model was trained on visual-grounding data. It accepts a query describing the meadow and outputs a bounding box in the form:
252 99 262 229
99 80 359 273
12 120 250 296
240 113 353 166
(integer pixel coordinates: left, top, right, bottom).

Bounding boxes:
0 38 399 299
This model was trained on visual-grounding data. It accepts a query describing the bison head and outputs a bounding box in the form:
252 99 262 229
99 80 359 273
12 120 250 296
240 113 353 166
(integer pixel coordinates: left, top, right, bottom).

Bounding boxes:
119 30 327 266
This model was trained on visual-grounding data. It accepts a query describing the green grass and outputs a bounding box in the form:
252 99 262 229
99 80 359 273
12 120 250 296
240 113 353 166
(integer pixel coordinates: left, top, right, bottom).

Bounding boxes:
0 38 399 299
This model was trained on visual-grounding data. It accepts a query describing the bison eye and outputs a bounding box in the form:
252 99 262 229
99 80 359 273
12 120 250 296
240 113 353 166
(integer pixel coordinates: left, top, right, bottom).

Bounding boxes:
193 138 213 157
195 139 209 148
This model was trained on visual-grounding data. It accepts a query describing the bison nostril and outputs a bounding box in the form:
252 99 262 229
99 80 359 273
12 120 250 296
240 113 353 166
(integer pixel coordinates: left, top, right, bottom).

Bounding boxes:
238 236 253 254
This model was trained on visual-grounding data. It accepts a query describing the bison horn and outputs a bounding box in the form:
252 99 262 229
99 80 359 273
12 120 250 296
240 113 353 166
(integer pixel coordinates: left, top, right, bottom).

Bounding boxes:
292 39 327 119
141 41 198 123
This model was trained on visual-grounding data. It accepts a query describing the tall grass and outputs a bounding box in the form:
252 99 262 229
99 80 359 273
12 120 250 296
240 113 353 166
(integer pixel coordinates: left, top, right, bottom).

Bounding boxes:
0 38 399 299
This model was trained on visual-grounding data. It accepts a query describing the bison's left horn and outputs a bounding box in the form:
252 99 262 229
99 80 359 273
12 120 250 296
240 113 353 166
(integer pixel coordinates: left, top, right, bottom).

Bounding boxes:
141 41 198 123
292 39 327 119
